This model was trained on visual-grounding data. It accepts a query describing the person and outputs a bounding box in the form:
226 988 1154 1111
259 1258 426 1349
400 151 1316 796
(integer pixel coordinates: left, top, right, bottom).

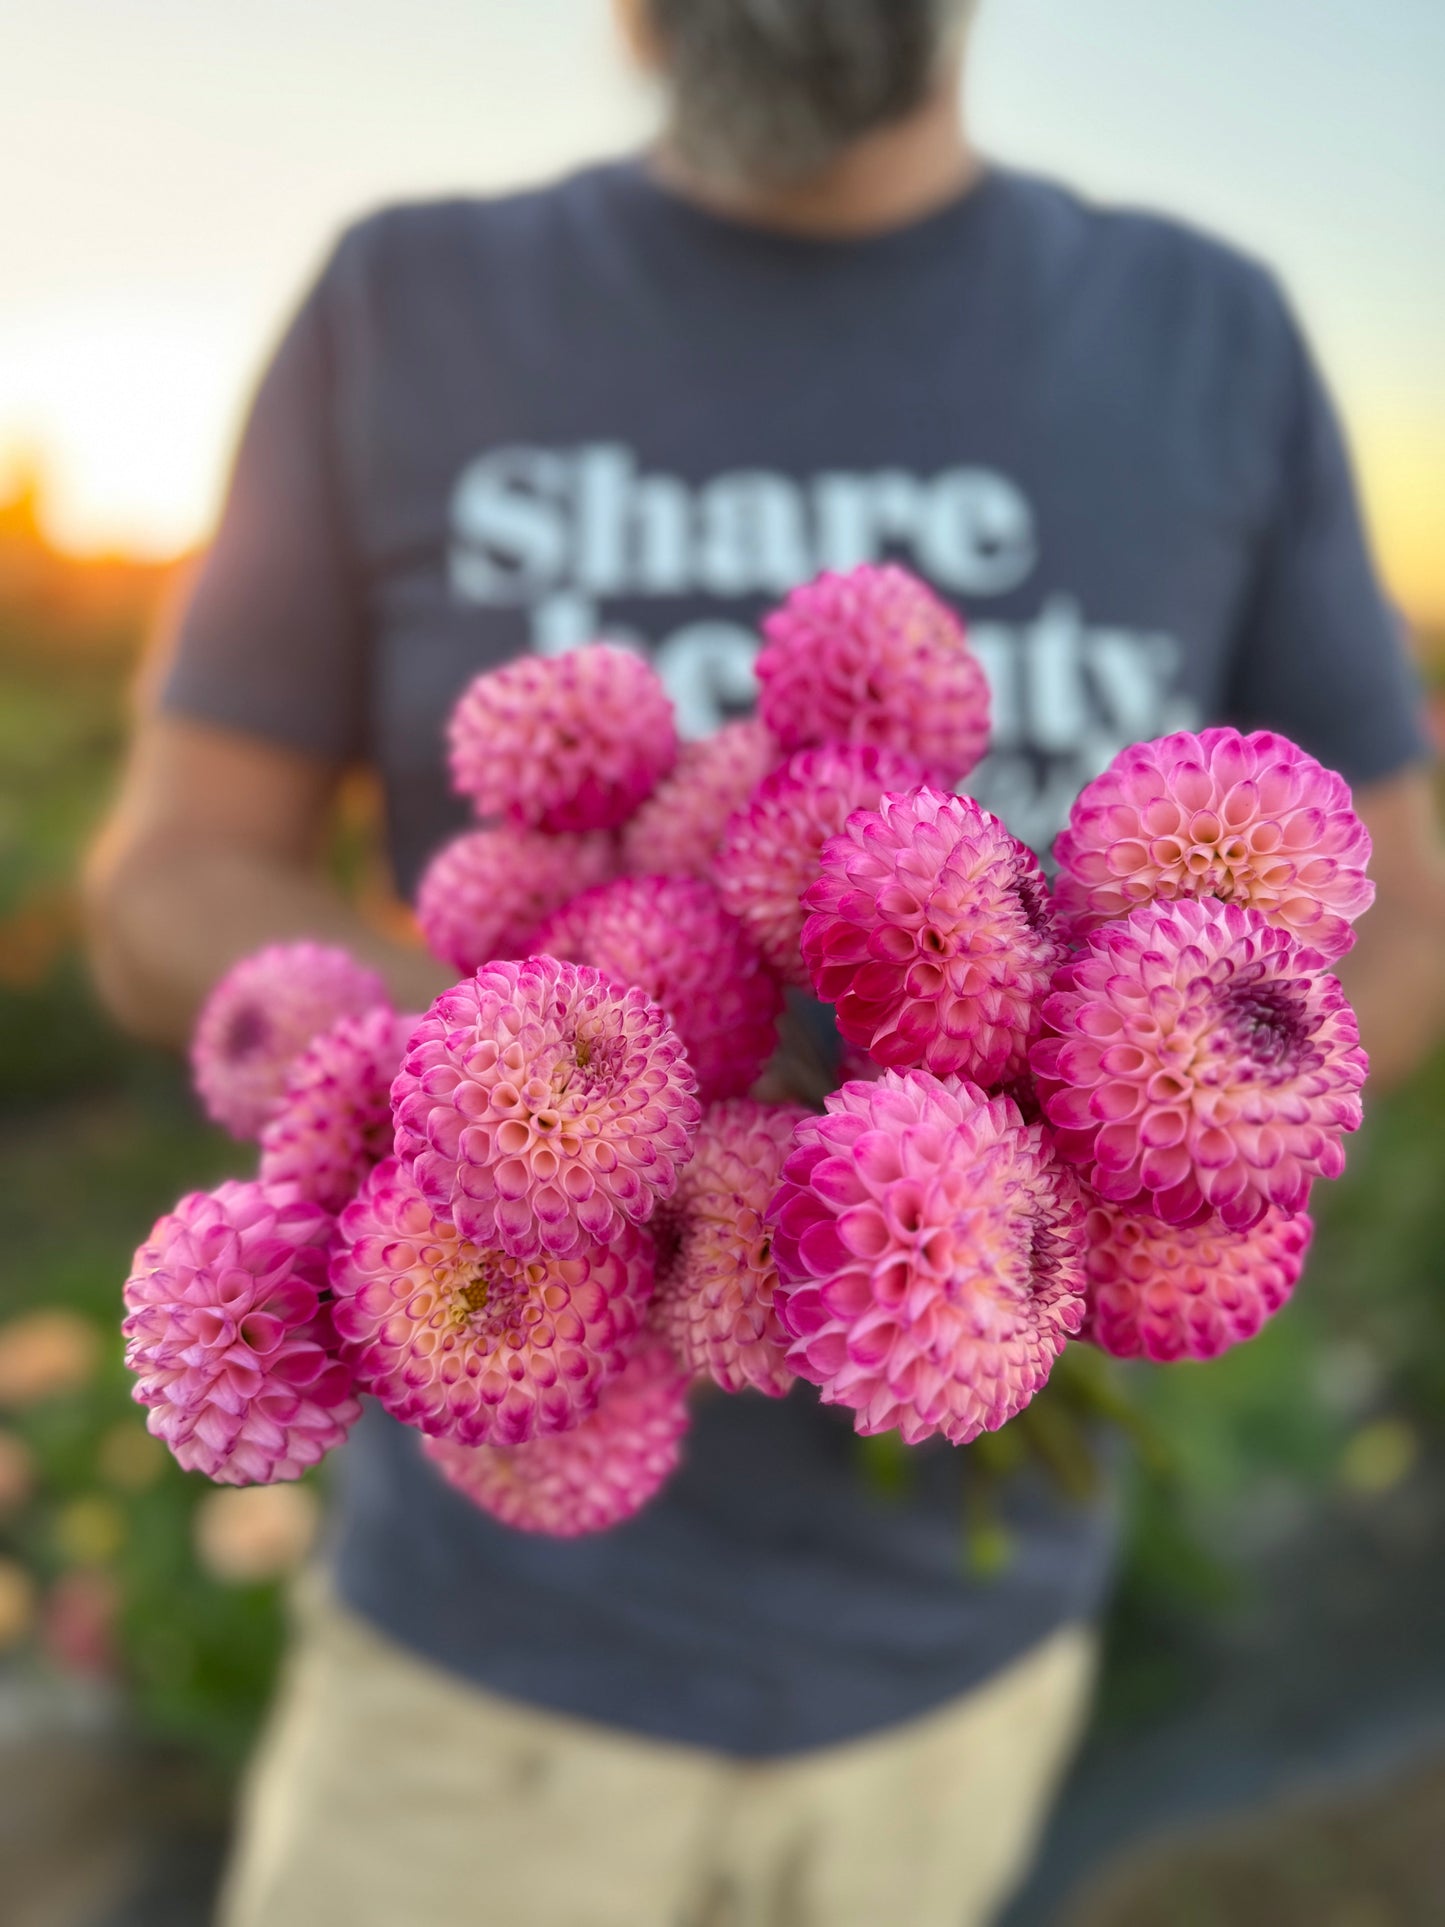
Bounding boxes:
86 2 1444 1922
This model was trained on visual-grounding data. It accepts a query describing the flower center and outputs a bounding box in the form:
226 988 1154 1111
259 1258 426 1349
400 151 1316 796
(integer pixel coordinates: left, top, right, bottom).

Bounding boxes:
1216 980 1310 1075
458 1272 491 1317
224 1004 269 1060
1014 867 1052 943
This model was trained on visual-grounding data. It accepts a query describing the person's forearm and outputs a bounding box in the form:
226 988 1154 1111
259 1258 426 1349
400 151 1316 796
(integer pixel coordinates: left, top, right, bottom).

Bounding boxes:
1339 769 1445 1092
85 840 451 1049
1338 907 1445 1092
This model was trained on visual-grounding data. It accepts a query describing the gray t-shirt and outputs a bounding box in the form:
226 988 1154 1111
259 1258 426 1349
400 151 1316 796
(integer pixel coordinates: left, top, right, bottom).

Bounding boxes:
163 161 1425 1756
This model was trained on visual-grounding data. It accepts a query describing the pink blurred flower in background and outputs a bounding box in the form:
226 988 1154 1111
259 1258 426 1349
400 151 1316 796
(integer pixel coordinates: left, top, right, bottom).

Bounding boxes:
756 565 990 787
447 645 678 832
621 718 779 879
258 1005 417 1213
416 826 615 975
190 942 389 1140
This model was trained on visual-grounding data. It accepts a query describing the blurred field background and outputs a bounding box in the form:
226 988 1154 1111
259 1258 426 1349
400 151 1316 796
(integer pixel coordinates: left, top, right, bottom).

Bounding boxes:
3 2 1443 1919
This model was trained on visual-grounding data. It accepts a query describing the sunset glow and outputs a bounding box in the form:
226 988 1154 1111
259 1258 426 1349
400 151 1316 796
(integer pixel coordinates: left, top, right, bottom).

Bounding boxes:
0 296 254 560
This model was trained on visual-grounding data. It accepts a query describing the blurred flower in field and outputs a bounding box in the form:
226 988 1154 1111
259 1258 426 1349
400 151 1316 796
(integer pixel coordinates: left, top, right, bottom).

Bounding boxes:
1339 1418 1419 1496
0 1309 101 1407
97 1419 167 1493
194 1483 320 1584
0 1558 37 1650
0 1429 34 1515
42 1569 120 1679
54 1495 127 1566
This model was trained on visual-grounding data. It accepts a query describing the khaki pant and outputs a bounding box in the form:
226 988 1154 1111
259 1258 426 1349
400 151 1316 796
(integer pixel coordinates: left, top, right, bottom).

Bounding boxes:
220 1581 1095 1927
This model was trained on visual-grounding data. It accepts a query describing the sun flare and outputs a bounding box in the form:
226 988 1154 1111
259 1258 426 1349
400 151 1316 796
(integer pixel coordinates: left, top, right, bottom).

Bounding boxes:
0 293 256 560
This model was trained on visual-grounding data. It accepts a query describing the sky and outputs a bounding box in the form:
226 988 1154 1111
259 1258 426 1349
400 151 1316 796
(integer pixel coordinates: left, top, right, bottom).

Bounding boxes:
2 0 1442 618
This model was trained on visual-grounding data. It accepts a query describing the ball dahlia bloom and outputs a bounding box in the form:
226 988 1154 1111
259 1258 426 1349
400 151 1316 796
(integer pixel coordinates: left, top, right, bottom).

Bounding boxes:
1033 899 1367 1231
258 1006 418 1214
190 943 389 1140
392 956 700 1259
1052 727 1373 961
330 1158 654 1446
714 743 930 986
756 565 991 787
769 1071 1086 1446
620 718 780 880
416 827 615 976
122 1182 360 1485
653 1099 808 1397
446 645 678 833
801 787 1065 1087
422 1338 690 1536
1082 1202 1313 1362
532 876 781 1103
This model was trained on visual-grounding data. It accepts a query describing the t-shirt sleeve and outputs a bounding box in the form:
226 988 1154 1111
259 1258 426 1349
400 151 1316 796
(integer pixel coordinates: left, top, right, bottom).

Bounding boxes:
1224 294 1429 789
159 247 368 762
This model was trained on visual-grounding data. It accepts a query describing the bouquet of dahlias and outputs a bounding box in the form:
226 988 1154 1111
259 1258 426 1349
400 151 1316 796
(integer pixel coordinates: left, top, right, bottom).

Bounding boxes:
121 566 1373 1536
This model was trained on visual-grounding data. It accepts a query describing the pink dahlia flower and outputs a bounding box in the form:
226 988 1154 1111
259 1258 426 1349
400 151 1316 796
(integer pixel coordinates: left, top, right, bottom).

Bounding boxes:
756 565 991 787
621 718 780 879
330 1158 654 1446
122 1181 359 1485
446 645 678 833
416 826 615 976
258 1006 418 1215
714 743 930 986
1033 899 1367 1231
392 956 700 1259
1082 1202 1313 1362
769 1071 1086 1446
532 875 781 1103
801 787 1065 1086
653 1099 808 1397
1053 727 1373 960
190 943 389 1140
422 1338 690 1536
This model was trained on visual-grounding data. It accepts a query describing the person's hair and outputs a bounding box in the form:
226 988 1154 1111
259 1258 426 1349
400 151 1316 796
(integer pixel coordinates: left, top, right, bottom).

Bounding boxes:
645 0 973 186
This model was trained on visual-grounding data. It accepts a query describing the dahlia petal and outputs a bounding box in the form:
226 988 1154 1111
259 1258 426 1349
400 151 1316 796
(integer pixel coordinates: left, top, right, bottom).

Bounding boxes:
122 1181 359 1485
